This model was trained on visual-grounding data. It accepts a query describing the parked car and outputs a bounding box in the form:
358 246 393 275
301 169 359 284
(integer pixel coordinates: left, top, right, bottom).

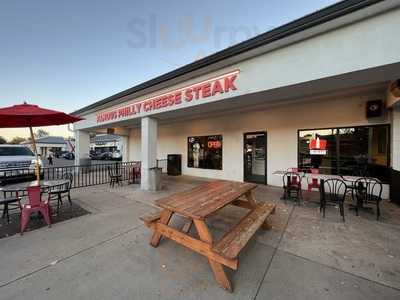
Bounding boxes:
0 145 43 184
55 150 68 158
89 150 96 159
90 151 106 160
62 152 75 160
89 150 102 160
100 152 113 160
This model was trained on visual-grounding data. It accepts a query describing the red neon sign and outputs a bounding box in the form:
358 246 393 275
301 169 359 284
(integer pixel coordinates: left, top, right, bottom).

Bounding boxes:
96 70 239 123
309 138 327 150
207 140 222 149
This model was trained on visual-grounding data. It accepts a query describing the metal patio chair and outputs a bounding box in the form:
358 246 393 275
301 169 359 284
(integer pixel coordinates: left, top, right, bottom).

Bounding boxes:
353 177 383 220
108 166 122 187
320 178 347 222
1 191 22 223
283 171 302 203
47 173 73 215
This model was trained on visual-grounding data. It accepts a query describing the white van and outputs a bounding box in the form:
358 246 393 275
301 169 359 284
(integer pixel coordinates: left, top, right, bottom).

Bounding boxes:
0 145 43 184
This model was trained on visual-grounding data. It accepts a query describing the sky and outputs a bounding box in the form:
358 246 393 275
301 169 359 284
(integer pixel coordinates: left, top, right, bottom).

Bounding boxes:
0 0 339 140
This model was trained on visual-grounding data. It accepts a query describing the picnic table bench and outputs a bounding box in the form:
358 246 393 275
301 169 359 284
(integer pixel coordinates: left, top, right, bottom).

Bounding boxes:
140 180 276 292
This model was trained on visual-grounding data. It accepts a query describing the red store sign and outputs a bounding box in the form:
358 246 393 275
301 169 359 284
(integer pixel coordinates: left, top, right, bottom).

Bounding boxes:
96 70 240 123
309 137 327 155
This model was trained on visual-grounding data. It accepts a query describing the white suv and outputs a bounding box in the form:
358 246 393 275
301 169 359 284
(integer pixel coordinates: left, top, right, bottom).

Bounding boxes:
0 145 43 184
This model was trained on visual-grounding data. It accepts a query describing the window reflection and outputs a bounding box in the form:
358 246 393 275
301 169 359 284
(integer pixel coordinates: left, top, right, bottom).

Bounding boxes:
298 125 390 182
188 135 223 170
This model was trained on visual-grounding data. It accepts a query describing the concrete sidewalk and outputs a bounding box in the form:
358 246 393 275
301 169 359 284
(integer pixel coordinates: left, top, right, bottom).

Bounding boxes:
0 176 399 300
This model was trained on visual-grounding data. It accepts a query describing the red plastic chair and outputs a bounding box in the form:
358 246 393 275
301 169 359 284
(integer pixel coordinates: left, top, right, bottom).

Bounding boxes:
307 168 320 192
286 168 300 186
20 186 51 235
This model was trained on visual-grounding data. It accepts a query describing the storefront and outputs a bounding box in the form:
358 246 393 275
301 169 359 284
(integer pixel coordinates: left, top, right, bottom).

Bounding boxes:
22 136 69 157
90 134 121 153
72 0 400 196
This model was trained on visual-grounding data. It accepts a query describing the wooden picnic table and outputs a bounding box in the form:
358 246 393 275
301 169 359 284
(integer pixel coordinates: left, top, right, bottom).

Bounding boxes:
140 180 276 292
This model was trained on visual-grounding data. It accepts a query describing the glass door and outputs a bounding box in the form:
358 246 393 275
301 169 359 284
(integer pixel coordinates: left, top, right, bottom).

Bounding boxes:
244 132 267 184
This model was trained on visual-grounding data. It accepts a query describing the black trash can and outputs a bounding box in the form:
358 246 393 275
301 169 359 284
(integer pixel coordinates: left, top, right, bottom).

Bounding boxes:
167 154 182 176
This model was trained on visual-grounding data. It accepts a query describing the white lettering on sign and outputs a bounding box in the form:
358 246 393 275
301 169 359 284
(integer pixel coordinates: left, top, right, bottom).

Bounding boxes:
96 70 239 123
310 149 327 155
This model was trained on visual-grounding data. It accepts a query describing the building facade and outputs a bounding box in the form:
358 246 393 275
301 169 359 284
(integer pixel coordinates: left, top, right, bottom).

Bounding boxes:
90 134 121 153
22 136 72 157
72 0 400 195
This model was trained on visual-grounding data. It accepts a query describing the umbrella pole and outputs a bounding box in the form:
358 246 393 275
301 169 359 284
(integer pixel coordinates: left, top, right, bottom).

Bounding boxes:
29 127 40 184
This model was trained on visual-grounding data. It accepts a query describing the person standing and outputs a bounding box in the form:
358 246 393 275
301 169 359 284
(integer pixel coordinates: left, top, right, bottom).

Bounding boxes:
47 152 53 166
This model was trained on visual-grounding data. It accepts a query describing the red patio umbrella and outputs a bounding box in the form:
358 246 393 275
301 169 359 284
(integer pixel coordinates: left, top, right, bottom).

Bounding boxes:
0 102 83 183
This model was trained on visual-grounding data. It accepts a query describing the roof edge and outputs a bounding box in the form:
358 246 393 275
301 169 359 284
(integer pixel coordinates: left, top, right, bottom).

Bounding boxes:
72 0 384 116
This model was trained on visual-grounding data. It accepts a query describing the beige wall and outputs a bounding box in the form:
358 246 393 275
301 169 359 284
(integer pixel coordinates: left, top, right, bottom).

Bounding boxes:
392 106 400 171
128 95 389 188
74 6 400 131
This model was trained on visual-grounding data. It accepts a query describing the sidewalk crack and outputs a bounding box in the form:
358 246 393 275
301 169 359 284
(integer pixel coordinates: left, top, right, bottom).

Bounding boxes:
253 203 296 300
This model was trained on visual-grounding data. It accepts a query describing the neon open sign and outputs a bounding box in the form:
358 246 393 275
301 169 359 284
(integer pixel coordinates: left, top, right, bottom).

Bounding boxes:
96 70 239 123
208 140 222 149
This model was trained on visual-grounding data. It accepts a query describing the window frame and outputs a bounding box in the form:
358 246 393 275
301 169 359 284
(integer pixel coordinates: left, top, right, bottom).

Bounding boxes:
297 124 391 175
187 134 223 170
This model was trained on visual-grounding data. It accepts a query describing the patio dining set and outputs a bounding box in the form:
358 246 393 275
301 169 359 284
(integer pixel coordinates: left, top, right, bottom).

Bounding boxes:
0 173 73 234
107 162 141 187
276 168 383 221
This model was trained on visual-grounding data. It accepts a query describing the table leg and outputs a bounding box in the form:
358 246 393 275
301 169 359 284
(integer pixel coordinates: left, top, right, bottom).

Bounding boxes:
244 191 257 207
281 176 289 200
193 219 232 292
245 191 272 230
150 209 173 247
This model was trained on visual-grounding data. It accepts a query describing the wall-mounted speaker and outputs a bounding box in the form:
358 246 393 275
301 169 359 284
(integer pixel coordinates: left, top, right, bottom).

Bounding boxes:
366 100 383 119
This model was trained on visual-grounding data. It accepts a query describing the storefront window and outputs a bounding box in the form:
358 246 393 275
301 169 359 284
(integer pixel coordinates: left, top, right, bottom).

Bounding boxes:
298 125 390 182
188 135 222 170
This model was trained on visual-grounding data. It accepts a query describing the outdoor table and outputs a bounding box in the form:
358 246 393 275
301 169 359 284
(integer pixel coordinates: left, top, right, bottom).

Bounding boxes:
0 179 69 223
273 170 362 182
0 179 69 193
140 180 276 292
273 170 377 209
273 170 366 189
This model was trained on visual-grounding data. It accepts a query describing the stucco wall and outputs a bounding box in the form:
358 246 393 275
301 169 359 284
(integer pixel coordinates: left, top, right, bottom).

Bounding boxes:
74 6 400 130
392 106 400 171
128 95 389 188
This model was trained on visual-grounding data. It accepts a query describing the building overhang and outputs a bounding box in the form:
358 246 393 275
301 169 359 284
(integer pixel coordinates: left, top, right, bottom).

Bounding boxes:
72 0 399 119
74 62 397 132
